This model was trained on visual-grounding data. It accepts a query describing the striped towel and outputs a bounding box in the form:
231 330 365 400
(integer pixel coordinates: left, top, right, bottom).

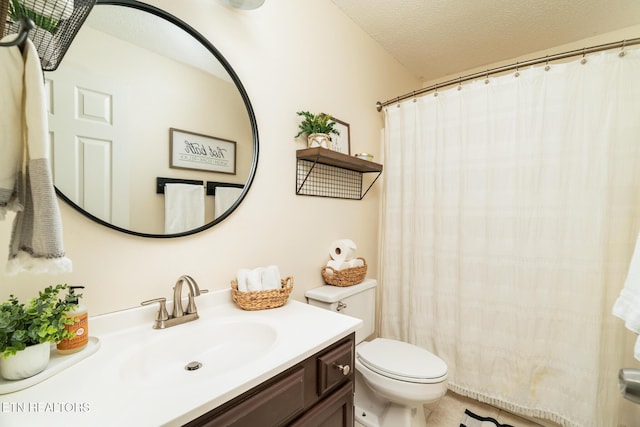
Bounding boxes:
2 37 71 274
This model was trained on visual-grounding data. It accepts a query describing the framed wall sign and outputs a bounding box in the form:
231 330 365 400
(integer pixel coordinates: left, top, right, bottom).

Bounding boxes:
326 115 350 155
170 128 236 174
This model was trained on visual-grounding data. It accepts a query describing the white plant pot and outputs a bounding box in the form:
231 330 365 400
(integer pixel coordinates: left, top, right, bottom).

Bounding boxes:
0 342 51 381
307 133 331 149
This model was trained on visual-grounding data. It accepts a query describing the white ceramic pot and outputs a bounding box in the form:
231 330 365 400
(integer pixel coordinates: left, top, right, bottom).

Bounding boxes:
307 133 331 149
0 342 51 381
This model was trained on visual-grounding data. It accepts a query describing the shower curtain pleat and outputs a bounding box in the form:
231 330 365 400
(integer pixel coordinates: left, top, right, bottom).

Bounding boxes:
381 48 640 426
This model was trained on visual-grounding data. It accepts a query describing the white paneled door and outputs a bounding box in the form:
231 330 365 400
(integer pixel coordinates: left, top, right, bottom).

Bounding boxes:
46 68 129 228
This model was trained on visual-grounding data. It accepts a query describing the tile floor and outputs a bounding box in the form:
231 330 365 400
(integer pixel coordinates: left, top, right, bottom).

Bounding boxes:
355 391 558 427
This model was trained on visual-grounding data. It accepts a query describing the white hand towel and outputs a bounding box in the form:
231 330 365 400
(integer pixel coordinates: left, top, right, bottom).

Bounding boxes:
261 265 281 290
0 35 23 219
164 183 204 234
236 269 250 292
247 268 264 291
214 186 243 218
613 231 640 361
6 38 72 274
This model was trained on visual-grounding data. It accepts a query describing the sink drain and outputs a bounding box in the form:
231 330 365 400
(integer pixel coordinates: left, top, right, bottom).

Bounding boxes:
185 361 203 371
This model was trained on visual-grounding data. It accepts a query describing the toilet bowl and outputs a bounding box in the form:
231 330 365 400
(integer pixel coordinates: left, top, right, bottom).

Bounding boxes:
354 338 448 427
305 279 449 427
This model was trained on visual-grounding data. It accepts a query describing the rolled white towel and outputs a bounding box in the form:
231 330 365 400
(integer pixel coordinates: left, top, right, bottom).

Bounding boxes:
261 265 281 290
247 268 264 291
236 269 250 292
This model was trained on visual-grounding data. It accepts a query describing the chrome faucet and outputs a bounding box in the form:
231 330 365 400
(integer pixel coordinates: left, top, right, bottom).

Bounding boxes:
141 275 207 329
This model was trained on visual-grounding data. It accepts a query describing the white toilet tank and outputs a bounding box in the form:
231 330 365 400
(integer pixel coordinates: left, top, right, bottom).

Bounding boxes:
305 278 377 344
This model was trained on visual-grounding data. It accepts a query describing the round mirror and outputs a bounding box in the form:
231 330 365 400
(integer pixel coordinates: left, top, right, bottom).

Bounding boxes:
46 0 258 238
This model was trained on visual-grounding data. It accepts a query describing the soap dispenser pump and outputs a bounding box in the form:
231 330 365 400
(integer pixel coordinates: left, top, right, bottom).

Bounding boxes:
57 286 88 354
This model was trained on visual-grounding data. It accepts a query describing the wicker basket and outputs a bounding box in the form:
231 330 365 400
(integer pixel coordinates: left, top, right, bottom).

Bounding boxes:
231 276 294 310
321 258 367 287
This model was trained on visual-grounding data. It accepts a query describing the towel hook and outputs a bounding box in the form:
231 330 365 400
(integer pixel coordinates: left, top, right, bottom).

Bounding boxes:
0 17 34 49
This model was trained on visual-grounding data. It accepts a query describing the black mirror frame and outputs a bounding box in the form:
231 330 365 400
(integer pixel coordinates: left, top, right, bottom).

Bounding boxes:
54 0 259 238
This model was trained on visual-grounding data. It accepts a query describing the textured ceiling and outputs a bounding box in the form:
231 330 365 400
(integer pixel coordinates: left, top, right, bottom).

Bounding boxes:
331 0 640 82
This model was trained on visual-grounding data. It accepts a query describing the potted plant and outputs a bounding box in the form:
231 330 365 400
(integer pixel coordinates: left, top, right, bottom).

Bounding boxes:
0 284 78 380
295 111 340 149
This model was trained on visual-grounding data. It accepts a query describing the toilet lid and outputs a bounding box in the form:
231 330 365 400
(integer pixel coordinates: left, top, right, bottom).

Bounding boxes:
357 338 448 383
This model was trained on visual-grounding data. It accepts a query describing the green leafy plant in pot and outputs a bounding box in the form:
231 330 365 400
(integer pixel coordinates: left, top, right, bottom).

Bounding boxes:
295 111 340 149
0 284 78 380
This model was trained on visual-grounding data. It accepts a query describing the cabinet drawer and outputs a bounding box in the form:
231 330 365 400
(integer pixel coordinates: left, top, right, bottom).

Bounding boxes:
317 340 354 396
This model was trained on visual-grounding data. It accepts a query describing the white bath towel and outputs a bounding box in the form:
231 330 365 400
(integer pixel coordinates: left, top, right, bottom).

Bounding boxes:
246 268 264 291
613 231 640 361
261 265 281 290
164 183 205 234
214 186 243 218
236 269 250 292
5 37 72 274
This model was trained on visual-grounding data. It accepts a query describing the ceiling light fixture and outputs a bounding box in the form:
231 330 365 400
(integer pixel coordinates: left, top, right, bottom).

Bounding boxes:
218 0 265 10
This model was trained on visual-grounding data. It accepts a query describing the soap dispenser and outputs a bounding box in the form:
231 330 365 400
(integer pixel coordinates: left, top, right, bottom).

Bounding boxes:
57 286 88 354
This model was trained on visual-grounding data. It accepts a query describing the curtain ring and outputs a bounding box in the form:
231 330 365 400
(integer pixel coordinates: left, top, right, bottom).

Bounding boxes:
484 72 490 84
620 40 626 57
581 48 587 64
457 77 462 91
434 84 438 97
514 62 520 77
412 90 417 102
544 55 550 71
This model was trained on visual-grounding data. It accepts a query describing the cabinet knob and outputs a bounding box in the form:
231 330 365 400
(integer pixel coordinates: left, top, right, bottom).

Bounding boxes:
336 364 351 376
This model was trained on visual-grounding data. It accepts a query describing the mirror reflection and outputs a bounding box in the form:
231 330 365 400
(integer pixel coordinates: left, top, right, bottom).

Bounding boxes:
45 1 258 237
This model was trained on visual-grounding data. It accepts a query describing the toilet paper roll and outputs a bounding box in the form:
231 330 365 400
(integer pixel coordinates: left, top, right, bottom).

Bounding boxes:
329 239 357 262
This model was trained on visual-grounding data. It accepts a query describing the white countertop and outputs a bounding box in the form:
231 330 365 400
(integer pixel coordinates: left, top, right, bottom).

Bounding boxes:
0 289 361 427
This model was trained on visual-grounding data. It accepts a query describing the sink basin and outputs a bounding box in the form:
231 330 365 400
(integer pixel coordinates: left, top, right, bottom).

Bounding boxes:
116 319 278 384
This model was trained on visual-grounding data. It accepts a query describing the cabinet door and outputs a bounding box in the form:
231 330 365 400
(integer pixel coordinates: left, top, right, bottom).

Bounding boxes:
188 368 305 427
288 382 354 427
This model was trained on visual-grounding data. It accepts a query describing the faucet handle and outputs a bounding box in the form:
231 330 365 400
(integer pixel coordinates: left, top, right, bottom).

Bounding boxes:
141 297 170 324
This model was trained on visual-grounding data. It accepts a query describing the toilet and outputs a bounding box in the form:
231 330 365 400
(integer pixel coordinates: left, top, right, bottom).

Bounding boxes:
305 278 448 427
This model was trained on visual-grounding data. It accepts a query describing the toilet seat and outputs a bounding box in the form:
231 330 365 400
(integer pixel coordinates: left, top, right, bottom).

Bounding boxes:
357 338 448 384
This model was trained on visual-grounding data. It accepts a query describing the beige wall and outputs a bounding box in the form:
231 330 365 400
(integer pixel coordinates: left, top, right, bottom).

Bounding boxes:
0 0 418 314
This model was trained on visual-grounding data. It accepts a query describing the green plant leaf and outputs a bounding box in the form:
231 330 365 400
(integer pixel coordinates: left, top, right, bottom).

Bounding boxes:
294 111 340 139
0 284 79 358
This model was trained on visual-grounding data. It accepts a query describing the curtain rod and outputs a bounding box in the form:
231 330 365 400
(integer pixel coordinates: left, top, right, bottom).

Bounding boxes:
376 37 640 112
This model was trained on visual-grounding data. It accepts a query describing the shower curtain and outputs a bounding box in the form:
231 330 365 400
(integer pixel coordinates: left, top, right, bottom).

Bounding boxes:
380 47 640 426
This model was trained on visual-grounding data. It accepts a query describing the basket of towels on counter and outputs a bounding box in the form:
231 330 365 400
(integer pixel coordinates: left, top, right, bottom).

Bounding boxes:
231 265 293 310
321 239 367 287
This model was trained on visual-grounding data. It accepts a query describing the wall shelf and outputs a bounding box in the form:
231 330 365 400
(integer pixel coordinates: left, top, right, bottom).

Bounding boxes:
296 148 383 200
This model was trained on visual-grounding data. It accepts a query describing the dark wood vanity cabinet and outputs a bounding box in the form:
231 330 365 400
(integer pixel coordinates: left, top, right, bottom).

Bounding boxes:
184 333 355 427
